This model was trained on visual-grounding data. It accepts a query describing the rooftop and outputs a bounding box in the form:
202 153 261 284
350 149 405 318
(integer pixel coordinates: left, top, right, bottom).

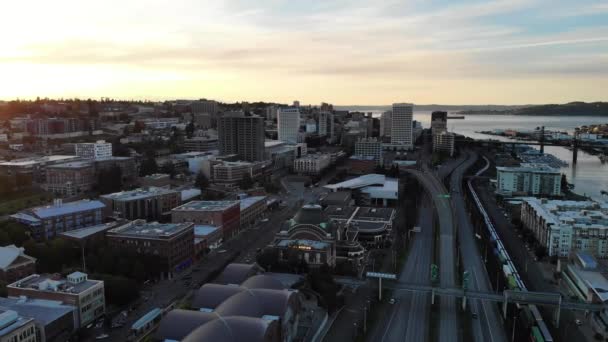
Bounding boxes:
101 187 178 201
8 273 101 295
0 155 78 167
48 161 93 169
194 225 220 237
173 200 239 212
0 297 74 326
108 220 193 239
0 245 35 272
58 222 122 241
522 198 608 229
0 309 33 337
240 196 267 211
276 239 331 250
13 199 105 221
568 265 608 302
497 163 560 174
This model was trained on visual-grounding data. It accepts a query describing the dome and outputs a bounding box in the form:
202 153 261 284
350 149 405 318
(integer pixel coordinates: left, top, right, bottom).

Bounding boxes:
241 275 285 290
182 316 279 342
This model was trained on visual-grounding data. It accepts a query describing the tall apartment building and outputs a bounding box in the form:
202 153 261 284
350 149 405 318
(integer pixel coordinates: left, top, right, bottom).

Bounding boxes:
172 201 241 239
380 111 392 137
430 111 448 135
217 112 265 162
74 140 112 160
318 112 330 136
100 187 181 221
183 136 219 152
278 107 301 144
520 198 608 257
45 161 95 197
390 103 413 149
11 199 105 240
432 131 455 157
7 272 105 329
107 220 194 278
293 154 331 175
354 137 383 166
496 163 561 196
191 100 218 115
265 105 278 121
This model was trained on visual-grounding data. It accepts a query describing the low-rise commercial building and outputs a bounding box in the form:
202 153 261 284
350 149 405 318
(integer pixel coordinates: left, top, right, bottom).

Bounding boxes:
0 297 76 342
74 140 112 160
194 225 222 256
139 173 171 188
172 201 241 239
293 154 330 175
107 220 194 278
354 137 383 166
324 205 395 248
100 187 181 221
496 163 561 196
0 309 36 342
11 200 105 240
207 160 270 187
0 155 80 186
240 196 267 228
7 272 105 329
563 252 608 304
0 245 36 284
520 198 608 257
44 161 95 197
324 174 398 207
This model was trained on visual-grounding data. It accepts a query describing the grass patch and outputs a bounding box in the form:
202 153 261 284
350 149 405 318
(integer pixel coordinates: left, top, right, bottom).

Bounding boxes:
0 192 51 216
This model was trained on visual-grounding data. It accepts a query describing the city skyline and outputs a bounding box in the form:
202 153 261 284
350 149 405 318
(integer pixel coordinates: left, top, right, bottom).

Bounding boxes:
1 0 607 104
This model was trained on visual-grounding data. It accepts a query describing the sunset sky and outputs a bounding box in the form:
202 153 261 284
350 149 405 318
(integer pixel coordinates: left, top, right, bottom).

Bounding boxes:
1 0 607 105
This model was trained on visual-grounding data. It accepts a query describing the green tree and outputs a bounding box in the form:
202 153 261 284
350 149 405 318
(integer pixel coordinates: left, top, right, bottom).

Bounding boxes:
139 156 158 177
97 165 123 194
195 172 209 191
185 122 195 139
239 172 254 190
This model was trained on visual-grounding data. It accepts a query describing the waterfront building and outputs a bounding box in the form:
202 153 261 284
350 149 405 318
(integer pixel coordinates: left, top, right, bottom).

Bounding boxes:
520 198 608 257
496 163 561 196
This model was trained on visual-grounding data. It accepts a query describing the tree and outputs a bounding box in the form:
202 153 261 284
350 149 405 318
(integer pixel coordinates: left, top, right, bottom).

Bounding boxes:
139 156 158 177
160 163 176 179
195 172 209 191
239 172 254 190
535 246 547 260
97 165 122 194
185 122 195 139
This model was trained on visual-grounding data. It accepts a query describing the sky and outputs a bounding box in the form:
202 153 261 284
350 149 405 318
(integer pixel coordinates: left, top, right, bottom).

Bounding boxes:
1 0 607 105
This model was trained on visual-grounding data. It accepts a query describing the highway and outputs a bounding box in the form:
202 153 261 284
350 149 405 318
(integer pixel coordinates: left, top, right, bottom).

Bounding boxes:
368 196 434 342
449 151 507 342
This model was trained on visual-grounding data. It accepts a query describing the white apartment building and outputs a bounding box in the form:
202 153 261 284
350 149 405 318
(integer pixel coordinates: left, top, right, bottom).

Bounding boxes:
74 140 112 160
278 107 301 144
432 131 455 157
318 111 330 137
380 111 392 137
355 137 383 165
496 163 561 196
293 154 331 175
390 103 413 149
520 198 608 257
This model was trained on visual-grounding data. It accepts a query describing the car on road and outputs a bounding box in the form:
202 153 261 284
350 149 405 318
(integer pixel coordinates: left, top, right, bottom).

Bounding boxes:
388 298 396 304
95 334 109 340
575 319 582 326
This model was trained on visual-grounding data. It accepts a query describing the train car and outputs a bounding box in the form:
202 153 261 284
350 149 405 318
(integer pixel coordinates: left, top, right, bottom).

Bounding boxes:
128 307 163 341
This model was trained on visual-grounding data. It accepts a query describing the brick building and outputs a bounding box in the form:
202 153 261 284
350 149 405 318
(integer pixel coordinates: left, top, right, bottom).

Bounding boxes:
44 161 95 197
100 187 181 221
172 201 241 239
107 220 194 278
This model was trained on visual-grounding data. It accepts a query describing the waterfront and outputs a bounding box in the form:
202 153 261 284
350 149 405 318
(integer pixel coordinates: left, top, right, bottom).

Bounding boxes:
360 109 608 201
415 112 608 201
